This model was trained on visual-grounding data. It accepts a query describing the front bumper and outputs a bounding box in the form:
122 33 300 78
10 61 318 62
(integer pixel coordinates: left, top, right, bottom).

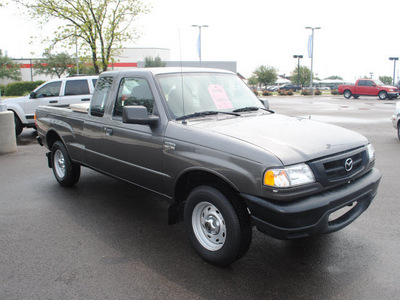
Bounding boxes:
241 168 381 240
392 114 399 129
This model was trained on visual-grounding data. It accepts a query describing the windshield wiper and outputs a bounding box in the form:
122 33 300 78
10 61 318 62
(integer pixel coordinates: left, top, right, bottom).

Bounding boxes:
176 111 240 121
232 106 275 113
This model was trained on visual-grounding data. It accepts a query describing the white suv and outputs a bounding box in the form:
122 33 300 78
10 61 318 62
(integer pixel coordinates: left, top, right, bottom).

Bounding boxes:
391 101 400 140
2 75 98 135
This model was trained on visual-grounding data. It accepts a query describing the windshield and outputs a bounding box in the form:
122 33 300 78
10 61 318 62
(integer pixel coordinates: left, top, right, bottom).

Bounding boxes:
157 72 263 119
374 79 385 86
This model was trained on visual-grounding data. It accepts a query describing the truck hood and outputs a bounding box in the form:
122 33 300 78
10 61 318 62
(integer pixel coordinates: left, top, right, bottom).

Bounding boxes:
1 96 27 105
189 113 368 165
382 85 398 90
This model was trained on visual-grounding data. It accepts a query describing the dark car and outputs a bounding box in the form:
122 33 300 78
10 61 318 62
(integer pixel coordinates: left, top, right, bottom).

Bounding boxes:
278 84 301 91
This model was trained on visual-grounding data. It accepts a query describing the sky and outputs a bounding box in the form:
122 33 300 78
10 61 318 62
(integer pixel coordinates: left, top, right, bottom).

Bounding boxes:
1 0 400 81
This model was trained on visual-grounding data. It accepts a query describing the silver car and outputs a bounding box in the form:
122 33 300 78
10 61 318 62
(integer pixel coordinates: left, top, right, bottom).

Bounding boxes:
391 102 400 140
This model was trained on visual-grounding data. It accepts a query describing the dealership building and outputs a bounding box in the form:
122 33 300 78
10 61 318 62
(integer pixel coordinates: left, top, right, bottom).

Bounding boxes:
1 47 237 85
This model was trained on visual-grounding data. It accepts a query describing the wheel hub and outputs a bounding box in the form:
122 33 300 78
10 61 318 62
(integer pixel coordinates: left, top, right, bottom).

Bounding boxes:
204 215 220 235
192 201 227 251
57 157 65 170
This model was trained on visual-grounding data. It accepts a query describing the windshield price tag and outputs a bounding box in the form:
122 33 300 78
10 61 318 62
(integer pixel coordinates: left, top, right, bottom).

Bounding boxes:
208 84 233 109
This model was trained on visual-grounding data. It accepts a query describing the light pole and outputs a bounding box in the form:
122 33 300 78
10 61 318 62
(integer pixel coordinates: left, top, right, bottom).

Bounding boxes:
192 25 208 63
305 27 321 95
293 55 303 87
389 57 398 85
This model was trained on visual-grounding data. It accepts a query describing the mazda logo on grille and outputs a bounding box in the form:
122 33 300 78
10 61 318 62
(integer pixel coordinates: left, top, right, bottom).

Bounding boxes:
345 158 353 172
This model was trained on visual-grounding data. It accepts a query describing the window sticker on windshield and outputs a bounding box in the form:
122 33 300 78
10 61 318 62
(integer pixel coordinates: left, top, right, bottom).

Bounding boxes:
208 84 233 109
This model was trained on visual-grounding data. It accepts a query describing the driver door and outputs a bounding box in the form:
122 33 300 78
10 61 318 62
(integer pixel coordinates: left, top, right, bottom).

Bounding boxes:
24 80 62 120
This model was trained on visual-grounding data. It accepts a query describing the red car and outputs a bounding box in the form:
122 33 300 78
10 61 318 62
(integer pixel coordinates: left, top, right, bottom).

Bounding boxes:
338 79 399 100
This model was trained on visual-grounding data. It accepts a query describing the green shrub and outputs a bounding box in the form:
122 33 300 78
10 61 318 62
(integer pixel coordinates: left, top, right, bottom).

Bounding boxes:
262 90 272 96
331 89 338 95
253 89 259 96
314 89 322 95
4 81 45 96
0 84 5 96
301 89 311 95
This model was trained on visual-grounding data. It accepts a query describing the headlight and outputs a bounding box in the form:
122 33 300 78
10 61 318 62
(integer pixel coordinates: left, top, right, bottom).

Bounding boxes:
263 163 315 188
366 144 375 162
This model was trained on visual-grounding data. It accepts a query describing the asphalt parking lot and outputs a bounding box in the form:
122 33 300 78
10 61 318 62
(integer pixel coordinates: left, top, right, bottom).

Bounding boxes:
1 95 399 299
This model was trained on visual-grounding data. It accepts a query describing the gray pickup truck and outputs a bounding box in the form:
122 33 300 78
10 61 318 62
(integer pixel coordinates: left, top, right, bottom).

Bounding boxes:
35 68 381 265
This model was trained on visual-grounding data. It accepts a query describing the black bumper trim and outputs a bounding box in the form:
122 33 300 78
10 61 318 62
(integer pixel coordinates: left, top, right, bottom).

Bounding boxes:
241 168 381 240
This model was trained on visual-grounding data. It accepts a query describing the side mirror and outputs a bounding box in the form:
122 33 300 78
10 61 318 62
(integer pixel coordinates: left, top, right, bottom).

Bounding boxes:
372 84 376 87
30 91 36 99
259 98 270 110
122 106 159 125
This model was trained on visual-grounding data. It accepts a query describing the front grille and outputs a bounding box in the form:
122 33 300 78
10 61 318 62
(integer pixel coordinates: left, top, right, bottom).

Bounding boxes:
324 152 363 180
308 147 369 187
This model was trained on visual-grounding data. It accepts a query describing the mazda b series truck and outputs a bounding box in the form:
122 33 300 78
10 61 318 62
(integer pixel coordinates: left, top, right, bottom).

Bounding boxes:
35 68 381 265
338 79 399 100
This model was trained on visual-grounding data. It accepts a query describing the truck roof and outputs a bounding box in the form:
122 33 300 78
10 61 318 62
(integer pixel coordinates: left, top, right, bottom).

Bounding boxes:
100 67 235 77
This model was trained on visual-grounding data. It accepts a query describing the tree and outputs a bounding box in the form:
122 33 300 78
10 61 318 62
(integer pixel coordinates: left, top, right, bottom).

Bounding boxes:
379 76 393 85
252 65 278 86
247 75 258 88
33 51 75 78
290 66 311 87
68 62 98 76
144 55 167 67
325 75 343 80
0 50 22 81
15 0 149 74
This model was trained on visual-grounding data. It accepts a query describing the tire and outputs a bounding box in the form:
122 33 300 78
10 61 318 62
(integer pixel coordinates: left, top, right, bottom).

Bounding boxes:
51 141 80 187
14 114 23 136
343 90 352 99
378 91 387 100
184 185 252 265
398 123 400 141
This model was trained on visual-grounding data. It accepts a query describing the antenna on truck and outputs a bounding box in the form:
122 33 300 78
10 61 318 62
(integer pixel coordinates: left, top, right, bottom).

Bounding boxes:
178 28 187 125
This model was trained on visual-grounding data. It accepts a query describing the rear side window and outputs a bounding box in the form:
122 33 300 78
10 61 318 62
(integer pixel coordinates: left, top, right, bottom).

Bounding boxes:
35 81 62 98
90 76 113 117
65 79 90 96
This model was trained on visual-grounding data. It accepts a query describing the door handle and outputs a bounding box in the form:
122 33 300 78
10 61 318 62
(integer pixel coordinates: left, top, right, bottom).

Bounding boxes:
81 98 90 101
104 128 113 136
49 100 58 103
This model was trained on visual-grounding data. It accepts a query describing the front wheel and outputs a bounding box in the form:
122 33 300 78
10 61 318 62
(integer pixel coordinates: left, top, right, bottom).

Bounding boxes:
343 90 352 99
51 141 80 187
378 91 387 100
14 114 23 136
397 123 400 140
184 186 252 265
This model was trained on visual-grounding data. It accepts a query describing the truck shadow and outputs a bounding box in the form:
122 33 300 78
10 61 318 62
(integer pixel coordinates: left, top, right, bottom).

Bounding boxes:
47 168 378 300
16 129 37 146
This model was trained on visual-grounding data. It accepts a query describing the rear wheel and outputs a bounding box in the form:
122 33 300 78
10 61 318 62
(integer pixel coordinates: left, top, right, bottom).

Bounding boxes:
184 185 252 265
51 141 80 186
343 90 352 99
378 91 387 100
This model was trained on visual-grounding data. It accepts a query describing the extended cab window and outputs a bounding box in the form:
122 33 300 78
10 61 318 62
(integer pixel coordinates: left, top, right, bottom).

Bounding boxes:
114 78 155 117
65 79 90 96
34 81 62 98
90 76 113 117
